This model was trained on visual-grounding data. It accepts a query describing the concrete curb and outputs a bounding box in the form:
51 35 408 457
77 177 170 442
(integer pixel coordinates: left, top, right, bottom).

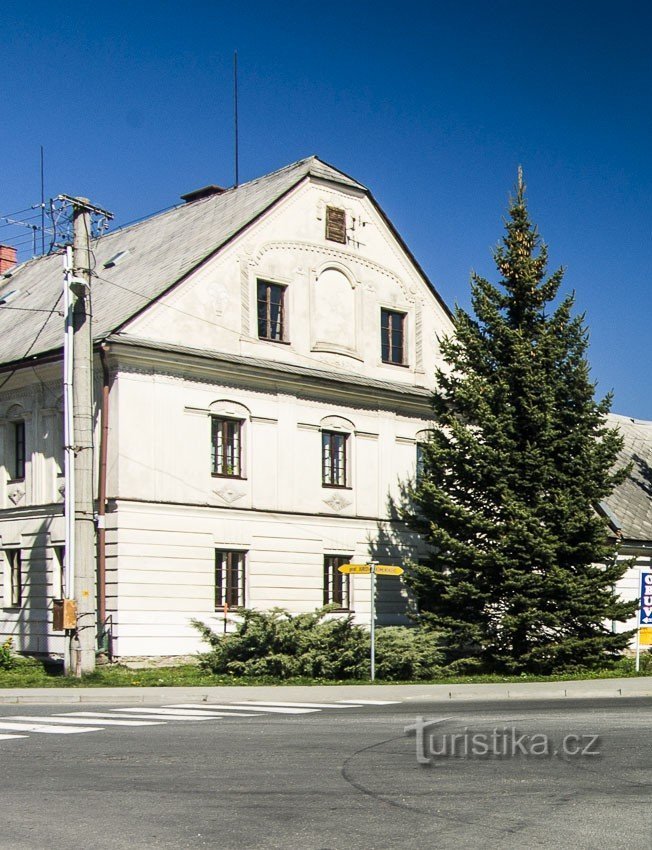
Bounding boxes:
0 676 650 705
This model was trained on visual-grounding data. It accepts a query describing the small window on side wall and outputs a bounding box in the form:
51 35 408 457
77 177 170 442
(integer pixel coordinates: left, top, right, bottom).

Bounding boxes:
211 417 243 477
215 550 246 609
53 546 65 599
4 549 22 607
257 280 286 342
325 207 347 244
381 309 406 366
323 555 350 609
416 443 425 483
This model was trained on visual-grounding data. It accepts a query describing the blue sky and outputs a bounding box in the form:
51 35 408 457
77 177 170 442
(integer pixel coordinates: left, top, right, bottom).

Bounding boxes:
1 1 650 417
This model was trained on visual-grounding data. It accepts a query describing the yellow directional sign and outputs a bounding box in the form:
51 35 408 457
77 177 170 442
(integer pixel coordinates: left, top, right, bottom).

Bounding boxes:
375 565 404 576
640 626 652 645
338 563 404 576
338 564 372 575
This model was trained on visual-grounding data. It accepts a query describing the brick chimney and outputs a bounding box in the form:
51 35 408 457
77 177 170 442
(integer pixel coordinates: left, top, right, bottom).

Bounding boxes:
0 245 17 275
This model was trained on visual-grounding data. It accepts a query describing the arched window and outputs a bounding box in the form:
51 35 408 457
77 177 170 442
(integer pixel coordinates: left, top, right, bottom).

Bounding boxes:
320 416 354 488
6 404 26 481
209 400 250 479
415 428 434 483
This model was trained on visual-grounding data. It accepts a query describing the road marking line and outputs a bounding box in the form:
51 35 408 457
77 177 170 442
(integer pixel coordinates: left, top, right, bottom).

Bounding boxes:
110 708 235 718
0 721 102 734
66 710 252 721
337 699 401 705
0 733 28 740
9 715 165 727
226 701 356 709
165 703 319 715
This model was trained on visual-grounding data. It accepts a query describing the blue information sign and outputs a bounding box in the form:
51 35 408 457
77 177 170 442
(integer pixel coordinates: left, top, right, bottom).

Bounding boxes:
640 572 652 625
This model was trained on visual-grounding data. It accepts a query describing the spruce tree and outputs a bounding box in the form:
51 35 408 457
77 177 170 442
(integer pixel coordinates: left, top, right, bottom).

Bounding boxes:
407 171 636 674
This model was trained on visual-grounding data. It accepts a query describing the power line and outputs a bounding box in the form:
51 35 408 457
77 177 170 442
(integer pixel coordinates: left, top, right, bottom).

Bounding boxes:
92 271 236 334
0 206 33 219
0 305 64 315
0 289 63 392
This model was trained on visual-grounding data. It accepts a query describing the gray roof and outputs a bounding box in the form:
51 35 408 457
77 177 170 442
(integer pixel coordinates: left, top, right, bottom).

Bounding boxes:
603 413 652 543
0 157 367 367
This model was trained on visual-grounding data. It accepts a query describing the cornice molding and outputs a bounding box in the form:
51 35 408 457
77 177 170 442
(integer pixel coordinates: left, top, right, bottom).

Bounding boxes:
108 340 433 417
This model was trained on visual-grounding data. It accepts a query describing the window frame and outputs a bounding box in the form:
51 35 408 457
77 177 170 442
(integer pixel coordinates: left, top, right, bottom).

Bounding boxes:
323 554 351 610
322 430 349 488
211 416 244 479
416 442 425 483
4 549 22 608
215 549 246 609
257 279 288 343
380 308 407 366
53 545 65 599
10 419 26 481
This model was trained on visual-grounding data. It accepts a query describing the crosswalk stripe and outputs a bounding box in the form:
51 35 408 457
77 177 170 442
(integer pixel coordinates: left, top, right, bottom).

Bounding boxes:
8 715 165 727
110 708 239 718
165 703 319 715
0 733 28 740
337 699 401 705
0 721 101 734
226 701 357 709
65 710 257 721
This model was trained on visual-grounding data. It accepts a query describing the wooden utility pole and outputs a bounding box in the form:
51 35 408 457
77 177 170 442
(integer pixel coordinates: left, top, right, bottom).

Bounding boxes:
69 198 96 675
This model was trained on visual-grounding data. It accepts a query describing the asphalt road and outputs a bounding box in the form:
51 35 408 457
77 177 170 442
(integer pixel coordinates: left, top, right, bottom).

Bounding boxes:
0 696 649 849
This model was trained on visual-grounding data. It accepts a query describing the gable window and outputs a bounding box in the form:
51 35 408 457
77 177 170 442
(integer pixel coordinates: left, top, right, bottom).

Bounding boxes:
257 280 286 342
5 549 22 607
323 555 350 609
211 417 242 477
325 206 347 244
381 309 406 366
10 420 25 480
215 550 246 608
322 430 348 487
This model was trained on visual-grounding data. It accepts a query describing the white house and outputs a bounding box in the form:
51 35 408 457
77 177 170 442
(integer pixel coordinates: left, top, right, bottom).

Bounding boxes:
0 157 455 660
601 414 652 640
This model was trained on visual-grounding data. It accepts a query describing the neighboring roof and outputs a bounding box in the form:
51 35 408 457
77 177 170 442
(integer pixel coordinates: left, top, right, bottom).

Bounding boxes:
105 334 433 404
603 413 652 543
0 157 370 367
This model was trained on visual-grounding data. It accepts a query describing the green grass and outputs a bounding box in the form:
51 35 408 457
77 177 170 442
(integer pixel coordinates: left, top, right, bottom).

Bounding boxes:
0 655 650 688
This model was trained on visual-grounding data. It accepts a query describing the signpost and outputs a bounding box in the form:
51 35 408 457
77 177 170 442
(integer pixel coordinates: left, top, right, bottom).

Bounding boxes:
636 571 652 672
338 561 405 681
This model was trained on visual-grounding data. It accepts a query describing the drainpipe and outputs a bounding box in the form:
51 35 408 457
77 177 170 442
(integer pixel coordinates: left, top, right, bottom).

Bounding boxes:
97 343 110 644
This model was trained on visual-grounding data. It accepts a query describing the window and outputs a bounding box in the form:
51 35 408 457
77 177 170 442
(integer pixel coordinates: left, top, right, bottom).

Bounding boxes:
381 309 406 365
53 546 65 598
5 550 22 607
323 555 351 609
322 431 348 487
211 417 243 477
416 443 425 483
257 280 286 341
11 420 25 480
215 550 246 608
325 206 347 244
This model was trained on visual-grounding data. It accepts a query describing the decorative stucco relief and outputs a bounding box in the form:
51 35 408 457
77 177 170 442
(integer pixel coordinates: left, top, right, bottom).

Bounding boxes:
323 493 352 512
213 486 246 505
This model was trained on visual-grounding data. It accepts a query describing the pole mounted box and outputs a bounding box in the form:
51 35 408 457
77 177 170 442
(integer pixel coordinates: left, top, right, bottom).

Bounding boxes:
53 598 77 631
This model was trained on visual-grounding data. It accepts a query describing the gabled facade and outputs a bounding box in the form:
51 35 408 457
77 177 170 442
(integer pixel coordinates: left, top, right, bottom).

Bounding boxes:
0 157 455 659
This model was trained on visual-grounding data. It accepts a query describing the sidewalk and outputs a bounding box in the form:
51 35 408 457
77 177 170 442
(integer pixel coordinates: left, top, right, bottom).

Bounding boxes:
0 676 650 705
